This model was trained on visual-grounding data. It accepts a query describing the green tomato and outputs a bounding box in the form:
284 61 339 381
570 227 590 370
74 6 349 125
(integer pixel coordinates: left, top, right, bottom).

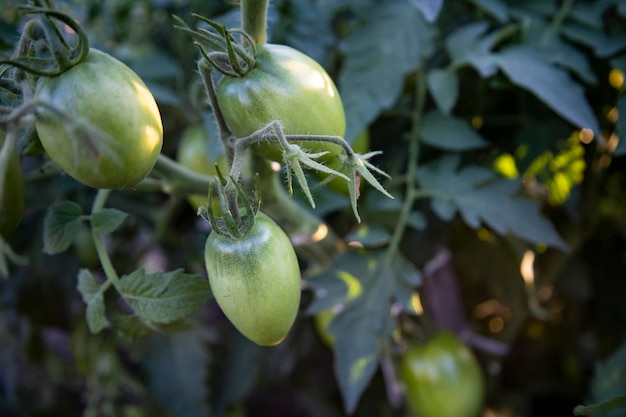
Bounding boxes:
400 331 485 417
0 132 24 237
216 44 346 163
176 125 229 211
35 48 163 189
204 211 301 346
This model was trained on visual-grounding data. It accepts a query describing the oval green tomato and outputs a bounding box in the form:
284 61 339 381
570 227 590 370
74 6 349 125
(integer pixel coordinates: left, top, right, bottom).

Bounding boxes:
176 125 229 211
216 44 346 163
400 331 485 417
35 48 163 189
204 211 301 346
0 131 24 237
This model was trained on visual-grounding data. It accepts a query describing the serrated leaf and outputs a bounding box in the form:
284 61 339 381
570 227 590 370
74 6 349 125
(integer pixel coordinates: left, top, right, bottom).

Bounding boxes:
613 96 626 156
409 0 443 22
470 0 509 23
338 2 434 141
118 269 211 324
495 46 601 136
43 201 83 255
91 208 128 234
77 269 109 333
417 155 568 250
306 250 421 413
420 111 488 151
426 67 459 114
445 21 499 77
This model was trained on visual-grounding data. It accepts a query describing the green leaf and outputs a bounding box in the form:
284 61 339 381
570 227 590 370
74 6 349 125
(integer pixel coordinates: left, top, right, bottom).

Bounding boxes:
43 201 83 255
338 2 434 141
417 155 568 250
495 46 601 136
91 208 128 234
409 0 443 22
306 250 421 413
470 0 509 23
344 224 391 248
561 23 626 58
118 269 211 324
426 67 459 114
112 315 194 340
143 329 213 417
76 269 109 333
576 339 626 417
613 96 626 156
445 21 499 77
420 111 489 151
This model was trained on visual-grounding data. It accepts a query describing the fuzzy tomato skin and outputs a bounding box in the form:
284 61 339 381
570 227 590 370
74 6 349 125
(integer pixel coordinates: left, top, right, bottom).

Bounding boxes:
400 331 485 417
216 44 346 162
176 125 229 211
34 48 163 189
204 211 301 346
0 132 24 237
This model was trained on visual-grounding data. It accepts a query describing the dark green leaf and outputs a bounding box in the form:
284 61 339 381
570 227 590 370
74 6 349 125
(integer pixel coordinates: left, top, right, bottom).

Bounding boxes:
112 315 194 340
43 201 83 255
574 395 626 416
579 339 626 417
420 111 488 151
76 269 109 333
410 0 443 22
561 23 626 58
426 67 459 114
143 329 213 417
91 208 128 234
417 155 568 250
470 0 509 22
495 46 601 136
345 224 391 248
338 2 434 141
445 21 498 77
306 250 420 413
118 269 211 324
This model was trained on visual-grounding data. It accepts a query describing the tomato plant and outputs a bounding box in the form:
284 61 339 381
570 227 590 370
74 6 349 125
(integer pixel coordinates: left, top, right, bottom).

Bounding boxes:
0 132 24 237
399 332 485 417
34 48 163 189
216 43 346 163
204 211 301 346
176 124 229 210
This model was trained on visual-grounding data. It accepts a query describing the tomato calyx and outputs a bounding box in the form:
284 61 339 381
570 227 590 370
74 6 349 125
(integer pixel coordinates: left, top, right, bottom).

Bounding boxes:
198 165 261 239
0 6 89 80
173 15 255 77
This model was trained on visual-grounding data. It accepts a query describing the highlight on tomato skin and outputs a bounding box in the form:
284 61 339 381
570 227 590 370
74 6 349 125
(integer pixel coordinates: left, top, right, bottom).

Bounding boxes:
34 48 163 190
399 331 485 417
204 211 302 346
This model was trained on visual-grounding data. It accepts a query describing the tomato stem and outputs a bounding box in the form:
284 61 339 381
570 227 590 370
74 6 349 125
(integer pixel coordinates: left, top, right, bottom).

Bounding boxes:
241 0 269 44
90 189 121 289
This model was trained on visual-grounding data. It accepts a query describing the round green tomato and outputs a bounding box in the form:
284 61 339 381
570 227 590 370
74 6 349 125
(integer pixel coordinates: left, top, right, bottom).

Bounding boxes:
35 48 163 189
400 331 485 417
325 129 370 195
204 211 301 346
176 125 229 211
0 132 24 237
216 44 346 163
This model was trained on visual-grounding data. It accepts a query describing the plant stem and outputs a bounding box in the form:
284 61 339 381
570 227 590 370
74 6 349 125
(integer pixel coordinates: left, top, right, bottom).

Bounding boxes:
198 64 233 152
150 154 213 196
90 189 121 289
550 0 575 32
385 68 427 265
241 0 269 44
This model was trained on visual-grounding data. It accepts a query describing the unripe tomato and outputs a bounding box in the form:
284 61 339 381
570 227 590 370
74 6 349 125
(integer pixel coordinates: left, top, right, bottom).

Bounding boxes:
204 211 301 346
34 48 163 189
0 131 24 237
176 125 229 211
216 44 346 163
400 331 485 417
